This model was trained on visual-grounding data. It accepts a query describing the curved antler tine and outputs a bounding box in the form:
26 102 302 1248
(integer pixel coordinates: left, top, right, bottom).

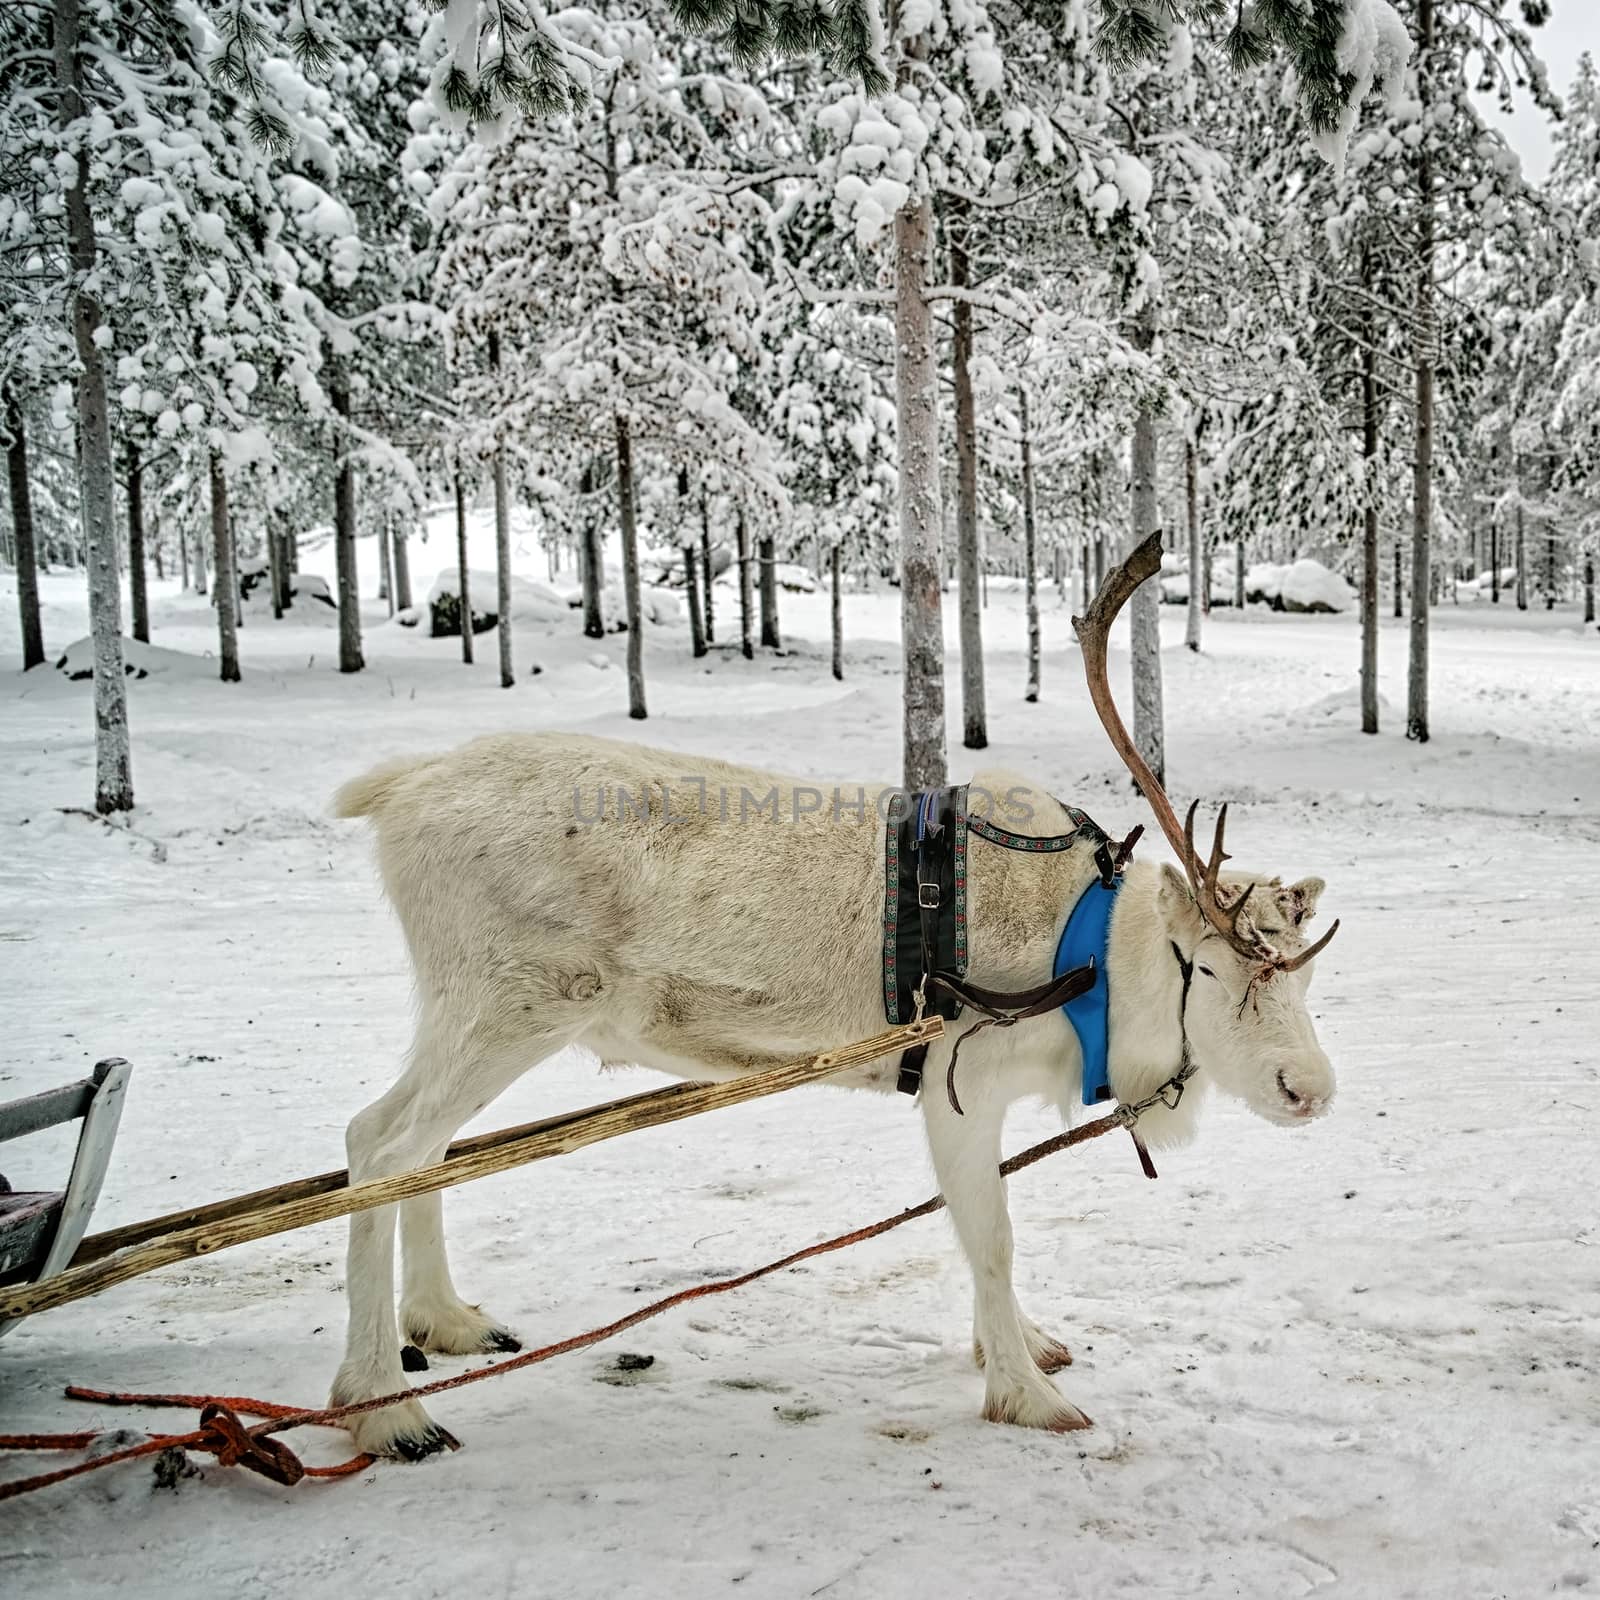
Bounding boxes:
1213 802 1231 868
1221 881 1256 938
1275 918 1340 973
1182 800 1205 898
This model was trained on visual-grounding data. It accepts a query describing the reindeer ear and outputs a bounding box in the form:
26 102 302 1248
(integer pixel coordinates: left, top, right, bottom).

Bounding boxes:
1157 864 1202 928
1284 877 1326 925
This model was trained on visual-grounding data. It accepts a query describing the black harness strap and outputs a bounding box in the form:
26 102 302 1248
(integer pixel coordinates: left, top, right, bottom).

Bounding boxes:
891 785 968 1096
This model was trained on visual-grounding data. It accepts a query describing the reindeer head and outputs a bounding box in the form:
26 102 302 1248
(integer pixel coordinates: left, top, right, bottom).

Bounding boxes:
1075 534 1340 1129
1154 852 1335 1125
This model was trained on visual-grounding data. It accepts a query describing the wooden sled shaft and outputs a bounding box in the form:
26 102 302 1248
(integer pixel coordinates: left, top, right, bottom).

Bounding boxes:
0 1019 943 1324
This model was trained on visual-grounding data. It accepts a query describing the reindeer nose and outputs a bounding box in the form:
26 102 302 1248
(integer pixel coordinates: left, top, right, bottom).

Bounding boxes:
1275 1064 1332 1121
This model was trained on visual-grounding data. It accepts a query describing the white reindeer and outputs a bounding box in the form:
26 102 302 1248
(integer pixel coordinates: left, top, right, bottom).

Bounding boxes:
330 542 1337 1459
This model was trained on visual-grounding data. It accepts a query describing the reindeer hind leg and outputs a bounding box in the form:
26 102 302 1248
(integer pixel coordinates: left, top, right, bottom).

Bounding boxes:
333 1004 588 1458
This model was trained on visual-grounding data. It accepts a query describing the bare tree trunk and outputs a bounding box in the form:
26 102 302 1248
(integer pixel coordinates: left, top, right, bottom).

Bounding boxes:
1489 513 1499 603
736 505 754 660
1080 536 1091 612
1584 554 1595 625
55 0 131 810
392 519 412 611
1129 315 1165 786
493 446 513 680
377 510 394 612
489 329 514 688
1514 493 1527 609
1546 530 1557 609
1202 545 1212 615
893 52 945 789
684 543 706 657
179 523 190 592
758 533 780 649
127 441 148 643
579 460 603 640
831 542 843 681
1407 0 1435 744
614 412 646 719
1234 537 1245 611
209 449 239 682
329 365 363 674
1361 322 1380 735
1019 386 1040 703
455 469 473 664
268 512 285 621
5 389 44 670
677 467 705 656
1184 434 1201 653
1094 534 1107 596
950 201 986 749
699 492 715 645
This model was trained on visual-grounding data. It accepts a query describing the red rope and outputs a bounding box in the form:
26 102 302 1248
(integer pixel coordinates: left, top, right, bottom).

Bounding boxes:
1 1106 1134 1504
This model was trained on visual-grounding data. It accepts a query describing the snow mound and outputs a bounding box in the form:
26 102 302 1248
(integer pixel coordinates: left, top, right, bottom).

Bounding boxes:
427 568 569 636
642 546 733 588
594 580 684 629
1245 560 1354 612
1458 567 1519 600
642 585 684 624
1246 562 1285 603
1279 559 1355 613
1304 685 1395 720
292 574 335 608
241 572 338 623
424 569 681 636
772 562 818 594
53 636 213 681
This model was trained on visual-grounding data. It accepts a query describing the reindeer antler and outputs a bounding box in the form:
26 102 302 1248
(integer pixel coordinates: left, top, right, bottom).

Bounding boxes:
1072 533 1339 974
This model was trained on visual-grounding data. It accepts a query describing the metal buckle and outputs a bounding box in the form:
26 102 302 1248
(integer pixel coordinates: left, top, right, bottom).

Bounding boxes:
918 881 940 910
1158 1078 1187 1110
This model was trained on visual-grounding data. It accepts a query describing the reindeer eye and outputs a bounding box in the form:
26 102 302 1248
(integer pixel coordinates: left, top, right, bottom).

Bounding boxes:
1197 965 1216 979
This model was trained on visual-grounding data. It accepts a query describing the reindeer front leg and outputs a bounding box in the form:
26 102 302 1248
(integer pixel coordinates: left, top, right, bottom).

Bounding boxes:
921 1078 1092 1432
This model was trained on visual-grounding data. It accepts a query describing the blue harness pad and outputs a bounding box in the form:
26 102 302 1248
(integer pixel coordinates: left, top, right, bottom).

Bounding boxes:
1053 875 1122 1106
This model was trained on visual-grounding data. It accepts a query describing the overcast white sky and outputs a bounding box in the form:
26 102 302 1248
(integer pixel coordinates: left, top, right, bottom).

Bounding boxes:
1478 0 1599 181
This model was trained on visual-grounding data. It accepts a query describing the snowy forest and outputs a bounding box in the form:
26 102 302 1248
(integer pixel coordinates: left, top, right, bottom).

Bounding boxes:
5 1 1600 1593
3 0 1597 807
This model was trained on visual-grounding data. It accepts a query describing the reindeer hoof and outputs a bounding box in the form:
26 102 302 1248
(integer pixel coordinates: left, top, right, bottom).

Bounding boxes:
332 1378 460 1461
401 1344 429 1372
982 1380 1093 1433
403 1301 520 1356
392 1422 461 1462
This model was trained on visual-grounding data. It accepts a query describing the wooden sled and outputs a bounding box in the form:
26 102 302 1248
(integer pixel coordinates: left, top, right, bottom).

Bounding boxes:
0 1058 131 1339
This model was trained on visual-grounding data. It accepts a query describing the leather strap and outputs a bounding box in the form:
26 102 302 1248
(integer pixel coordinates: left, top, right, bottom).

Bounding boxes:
940 961 1098 1114
927 962 1097 1023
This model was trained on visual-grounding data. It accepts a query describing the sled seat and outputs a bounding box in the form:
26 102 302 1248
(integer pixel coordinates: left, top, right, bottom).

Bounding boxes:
0 1060 130 1330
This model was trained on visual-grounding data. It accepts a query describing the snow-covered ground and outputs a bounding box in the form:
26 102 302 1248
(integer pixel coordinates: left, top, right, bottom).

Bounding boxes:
3 511 1599 1597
